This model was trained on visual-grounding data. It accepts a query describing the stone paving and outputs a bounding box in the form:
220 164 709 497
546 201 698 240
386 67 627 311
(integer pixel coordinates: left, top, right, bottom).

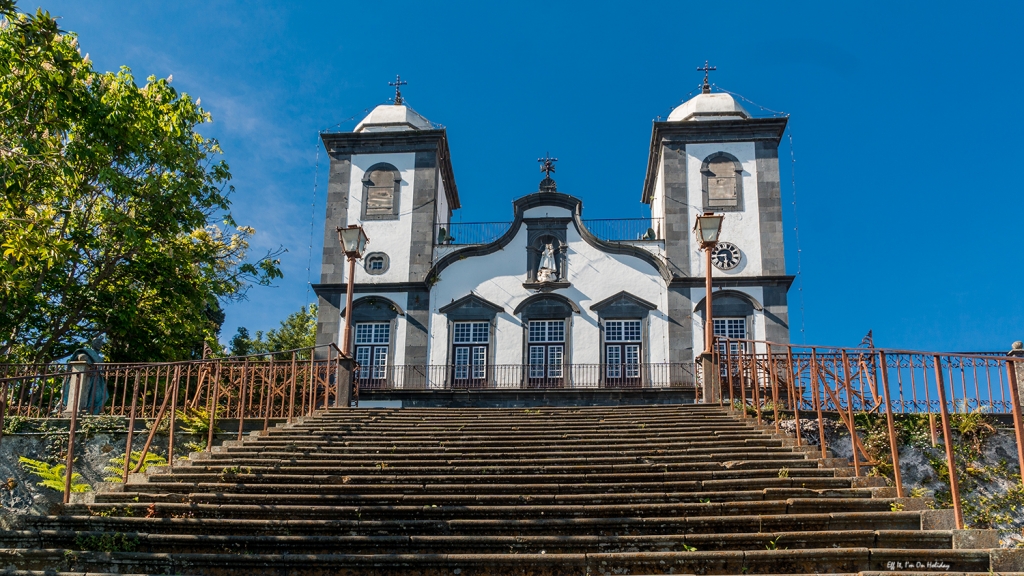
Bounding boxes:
0 404 1022 575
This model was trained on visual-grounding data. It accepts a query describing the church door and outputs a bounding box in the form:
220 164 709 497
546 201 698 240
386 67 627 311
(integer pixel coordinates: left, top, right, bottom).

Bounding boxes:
604 320 642 388
527 320 565 388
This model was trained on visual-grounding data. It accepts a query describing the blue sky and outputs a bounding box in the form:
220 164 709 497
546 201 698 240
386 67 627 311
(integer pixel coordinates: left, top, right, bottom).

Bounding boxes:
40 1 1024 352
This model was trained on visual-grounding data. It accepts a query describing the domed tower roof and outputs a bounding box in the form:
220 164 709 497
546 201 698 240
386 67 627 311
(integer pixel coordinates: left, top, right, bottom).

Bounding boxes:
666 92 750 122
353 104 433 133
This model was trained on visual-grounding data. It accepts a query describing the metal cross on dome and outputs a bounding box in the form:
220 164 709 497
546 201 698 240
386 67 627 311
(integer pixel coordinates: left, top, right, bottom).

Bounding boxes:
389 74 408 105
538 153 557 177
697 61 716 94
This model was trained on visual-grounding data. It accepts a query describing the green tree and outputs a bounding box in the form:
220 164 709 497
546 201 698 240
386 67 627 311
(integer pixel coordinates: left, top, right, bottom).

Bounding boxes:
0 2 282 362
232 304 317 359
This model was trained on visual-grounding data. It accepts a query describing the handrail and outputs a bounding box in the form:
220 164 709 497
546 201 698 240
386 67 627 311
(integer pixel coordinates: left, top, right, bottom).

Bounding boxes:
714 337 1024 530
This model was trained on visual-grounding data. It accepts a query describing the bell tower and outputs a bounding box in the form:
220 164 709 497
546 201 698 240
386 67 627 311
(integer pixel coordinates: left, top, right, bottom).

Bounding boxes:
313 81 459 366
641 80 792 363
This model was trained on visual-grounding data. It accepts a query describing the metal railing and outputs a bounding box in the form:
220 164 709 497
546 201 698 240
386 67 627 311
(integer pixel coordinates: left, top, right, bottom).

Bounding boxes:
352 363 695 391
434 218 663 246
434 222 512 245
0 344 350 504
714 338 1024 530
581 218 662 242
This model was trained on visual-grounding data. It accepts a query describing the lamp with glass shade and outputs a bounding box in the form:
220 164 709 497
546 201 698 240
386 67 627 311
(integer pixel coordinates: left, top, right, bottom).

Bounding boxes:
337 225 369 364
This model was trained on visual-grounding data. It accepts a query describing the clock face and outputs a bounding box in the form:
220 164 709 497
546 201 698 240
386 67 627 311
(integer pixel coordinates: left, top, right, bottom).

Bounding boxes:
711 242 741 270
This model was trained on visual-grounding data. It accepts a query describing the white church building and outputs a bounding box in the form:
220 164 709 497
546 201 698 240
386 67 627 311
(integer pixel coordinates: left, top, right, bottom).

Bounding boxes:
313 84 791 393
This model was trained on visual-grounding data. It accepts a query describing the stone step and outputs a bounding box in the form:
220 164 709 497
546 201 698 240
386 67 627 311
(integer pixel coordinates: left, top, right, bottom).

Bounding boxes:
67 497 909 521
15 510 939 537
114 478 864 497
88 488 882 507
0 529 961 555
0 547 1000 575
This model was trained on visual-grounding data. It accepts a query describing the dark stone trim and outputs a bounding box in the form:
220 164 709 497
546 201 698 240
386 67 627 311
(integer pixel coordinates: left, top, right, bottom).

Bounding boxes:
668 275 795 289
313 282 428 295
438 293 504 315
513 293 581 316
364 252 390 275
522 280 571 292
641 117 789 204
590 291 657 313
691 289 764 313
426 193 672 283
340 295 406 318
321 129 460 210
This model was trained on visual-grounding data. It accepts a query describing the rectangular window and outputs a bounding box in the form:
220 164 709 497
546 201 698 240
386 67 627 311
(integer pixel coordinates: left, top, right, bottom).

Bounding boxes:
452 321 490 384
527 320 566 382
604 319 643 384
605 320 641 342
529 320 564 343
714 317 747 356
354 322 390 383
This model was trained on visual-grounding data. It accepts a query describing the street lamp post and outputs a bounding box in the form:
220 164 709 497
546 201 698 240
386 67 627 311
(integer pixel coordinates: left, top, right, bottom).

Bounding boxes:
694 213 724 353
694 213 724 403
337 225 369 356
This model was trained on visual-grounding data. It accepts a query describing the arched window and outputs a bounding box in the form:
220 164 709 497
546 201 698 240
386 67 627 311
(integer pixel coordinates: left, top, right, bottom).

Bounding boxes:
701 152 743 211
361 163 401 220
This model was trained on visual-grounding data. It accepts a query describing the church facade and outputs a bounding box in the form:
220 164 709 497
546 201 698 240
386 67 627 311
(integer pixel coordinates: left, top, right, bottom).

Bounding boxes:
313 87 792 391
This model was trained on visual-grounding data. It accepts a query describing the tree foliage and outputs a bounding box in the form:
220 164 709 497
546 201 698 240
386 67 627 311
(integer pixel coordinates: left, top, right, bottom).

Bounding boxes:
0 1 282 362
229 304 317 359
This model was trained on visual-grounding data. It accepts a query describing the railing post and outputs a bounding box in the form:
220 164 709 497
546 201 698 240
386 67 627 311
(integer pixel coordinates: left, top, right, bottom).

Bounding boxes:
206 361 221 452
288 351 298 422
122 372 141 482
749 348 762 425
933 354 964 530
766 343 780 434
726 341 735 410
237 359 249 441
787 347 802 447
167 366 180 471
877 351 904 497
810 348 827 459
840 350 860 477
63 368 85 504
0 381 8 448
260 358 274 432
1004 356 1024 486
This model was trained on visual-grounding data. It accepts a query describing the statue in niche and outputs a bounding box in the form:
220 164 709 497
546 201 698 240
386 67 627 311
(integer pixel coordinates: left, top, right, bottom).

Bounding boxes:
536 243 559 282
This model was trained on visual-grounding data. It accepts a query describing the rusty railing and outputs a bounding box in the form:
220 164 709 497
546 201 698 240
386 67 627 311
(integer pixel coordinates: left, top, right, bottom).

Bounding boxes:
716 338 1024 530
0 344 350 504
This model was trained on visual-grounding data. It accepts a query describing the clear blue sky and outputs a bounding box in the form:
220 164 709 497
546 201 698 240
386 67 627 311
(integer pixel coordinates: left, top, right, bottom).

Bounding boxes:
40 1 1024 352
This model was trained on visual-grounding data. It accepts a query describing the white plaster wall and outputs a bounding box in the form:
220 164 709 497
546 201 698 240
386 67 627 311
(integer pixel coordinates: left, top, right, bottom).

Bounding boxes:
427 219 669 368
650 156 666 237
688 286 766 356
685 142 761 277
347 152 416 284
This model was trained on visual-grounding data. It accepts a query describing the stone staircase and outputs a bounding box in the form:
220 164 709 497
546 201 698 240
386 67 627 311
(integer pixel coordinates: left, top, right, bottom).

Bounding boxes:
1 404 1021 575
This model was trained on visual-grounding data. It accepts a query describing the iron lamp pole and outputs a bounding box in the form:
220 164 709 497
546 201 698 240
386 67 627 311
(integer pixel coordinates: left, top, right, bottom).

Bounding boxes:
337 225 369 356
694 213 724 354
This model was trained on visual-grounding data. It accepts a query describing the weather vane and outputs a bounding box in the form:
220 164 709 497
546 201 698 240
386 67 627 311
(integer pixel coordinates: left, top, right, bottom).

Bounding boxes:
538 153 558 192
697 61 716 94
389 74 408 105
